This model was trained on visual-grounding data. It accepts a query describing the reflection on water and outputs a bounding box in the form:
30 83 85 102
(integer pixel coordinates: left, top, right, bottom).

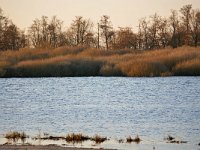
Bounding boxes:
0 77 200 150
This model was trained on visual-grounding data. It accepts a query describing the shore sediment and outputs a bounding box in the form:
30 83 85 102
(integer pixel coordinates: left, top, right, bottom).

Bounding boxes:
0 145 115 150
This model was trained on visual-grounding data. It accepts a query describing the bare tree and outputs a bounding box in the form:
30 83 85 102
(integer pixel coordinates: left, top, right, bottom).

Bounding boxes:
180 4 192 45
190 9 200 47
139 18 149 50
40 16 49 48
28 16 66 48
0 8 6 50
114 27 137 49
0 8 26 51
18 30 28 48
28 18 41 48
48 16 61 48
148 13 161 49
99 15 113 50
158 17 170 48
65 28 76 46
68 16 93 46
5 23 19 50
169 10 180 48
137 23 143 50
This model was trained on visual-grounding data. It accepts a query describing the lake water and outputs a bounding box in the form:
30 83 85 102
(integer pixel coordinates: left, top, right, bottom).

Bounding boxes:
0 77 200 150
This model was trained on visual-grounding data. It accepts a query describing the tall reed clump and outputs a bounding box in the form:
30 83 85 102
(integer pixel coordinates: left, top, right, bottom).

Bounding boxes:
66 133 90 143
48 45 86 57
5 131 28 143
119 60 168 77
173 58 200 76
126 135 141 143
91 134 107 144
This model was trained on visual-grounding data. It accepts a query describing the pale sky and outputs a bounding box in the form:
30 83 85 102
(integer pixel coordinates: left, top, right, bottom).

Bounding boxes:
0 0 200 30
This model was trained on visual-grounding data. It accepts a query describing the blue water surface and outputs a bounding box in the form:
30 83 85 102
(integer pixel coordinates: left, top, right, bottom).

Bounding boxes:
0 77 200 147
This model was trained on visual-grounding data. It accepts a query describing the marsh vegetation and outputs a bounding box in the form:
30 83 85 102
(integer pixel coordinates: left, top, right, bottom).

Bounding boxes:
0 46 199 77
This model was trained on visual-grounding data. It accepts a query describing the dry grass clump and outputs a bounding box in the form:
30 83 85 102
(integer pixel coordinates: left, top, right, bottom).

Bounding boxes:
165 135 175 141
164 135 187 144
119 60 168 77
66 133 90 143
126 135 141 143
91 134 107 144
173 58 200 76
79 48 134 58
48 45 85 57
34 136 65 141
5 131 28 143
0 46 84 65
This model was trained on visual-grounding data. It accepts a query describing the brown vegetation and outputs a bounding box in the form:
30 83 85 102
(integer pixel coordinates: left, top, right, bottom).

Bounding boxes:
91 134 107 144
126 135 141 143
5 131 28 143
164 135 187 144
34 136 65 141
32 133 107 144
65 133 90 143
0 46 199 77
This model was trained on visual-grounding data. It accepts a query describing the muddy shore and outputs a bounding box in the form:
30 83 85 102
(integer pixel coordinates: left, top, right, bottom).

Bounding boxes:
0 145 115 150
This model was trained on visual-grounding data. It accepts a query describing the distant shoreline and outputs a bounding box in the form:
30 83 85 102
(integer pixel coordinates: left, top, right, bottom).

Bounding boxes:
0 75 200 78
0 46 200 78
0 76 200 79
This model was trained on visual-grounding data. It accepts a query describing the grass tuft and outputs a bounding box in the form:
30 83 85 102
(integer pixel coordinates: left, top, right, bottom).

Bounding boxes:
91 134 107 144
5 131 28 143
164 135 187 144
66 133 90 143
126 135 141 143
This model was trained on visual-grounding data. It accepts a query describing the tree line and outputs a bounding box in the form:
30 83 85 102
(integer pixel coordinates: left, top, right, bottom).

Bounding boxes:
0 4 199 51
0 8 26 50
